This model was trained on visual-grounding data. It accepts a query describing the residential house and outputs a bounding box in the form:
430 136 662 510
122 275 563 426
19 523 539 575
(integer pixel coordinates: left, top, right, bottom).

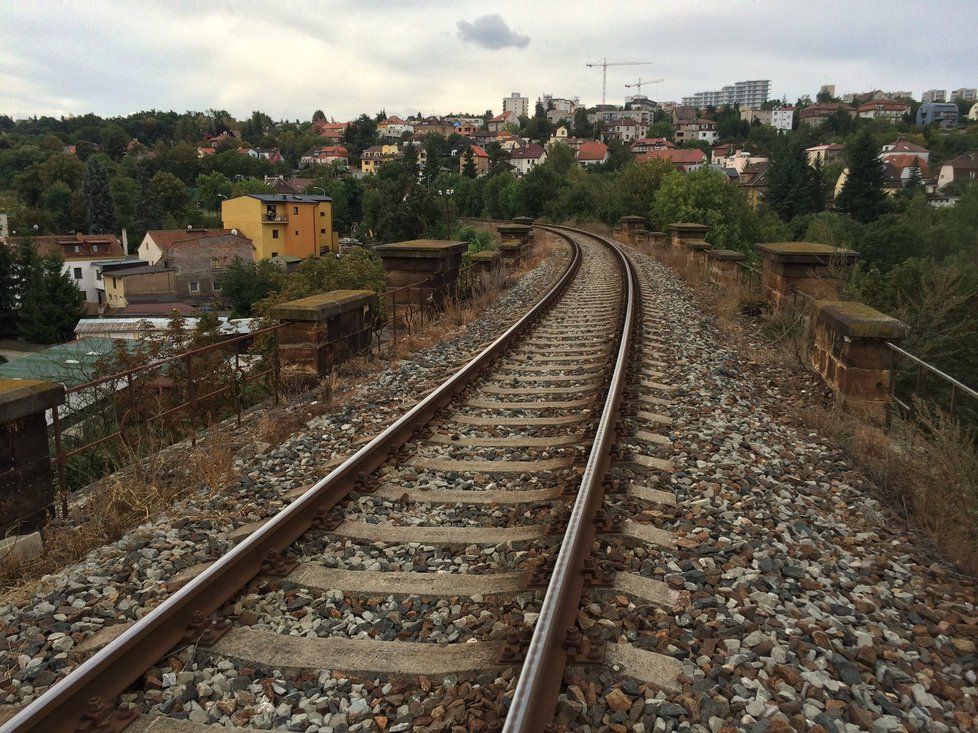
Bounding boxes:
842 90 912 104
31 233 126 304
806 143 844 166
360 144 402 174
488 111 519 131
453 121 479 137
739 161 771 208
137 229 254 300
857 100 910 122
637 148 706 172
264 176 314 195
576 141 610 167
102 264 178 310
221 194 334 260
547 126 570 148
630 138 673 156
541 95 579 124
916 102 959 128
509 144 547 176
673 119 718 145
710 147 769 175
312 121 349 142
470 130 499 146
799 103 855 127
740 107 795 132
459 145 490 176
604 118 642 143
880 156 930 193
499 134 527 153
937 150 978 189
300 145 350 168
378 116 414 140
414 117 455 137
670 106 698 125
881 139 929 163
952 88 977 102
255 147 284 164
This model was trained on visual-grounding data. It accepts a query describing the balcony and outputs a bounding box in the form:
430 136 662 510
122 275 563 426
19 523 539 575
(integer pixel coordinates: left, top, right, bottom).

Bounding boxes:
263 215 288 223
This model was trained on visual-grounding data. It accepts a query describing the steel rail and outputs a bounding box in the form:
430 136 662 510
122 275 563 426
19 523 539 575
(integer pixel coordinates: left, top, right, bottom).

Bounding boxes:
503 225 638 732
3 234 584 733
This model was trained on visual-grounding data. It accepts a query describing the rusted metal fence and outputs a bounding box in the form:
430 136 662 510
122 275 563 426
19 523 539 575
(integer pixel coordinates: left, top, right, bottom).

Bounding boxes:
49 262 494 516
886 341 978 431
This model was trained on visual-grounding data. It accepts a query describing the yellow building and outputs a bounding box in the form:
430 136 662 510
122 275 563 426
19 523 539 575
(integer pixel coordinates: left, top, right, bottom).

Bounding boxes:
360 144 401 175
102 265 176 308
221 194 335 260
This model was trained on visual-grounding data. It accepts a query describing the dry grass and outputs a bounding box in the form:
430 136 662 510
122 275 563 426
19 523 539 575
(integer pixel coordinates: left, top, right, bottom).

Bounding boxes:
0 432 238 602
801 400 978 574
255 408 306 447
630 235 978 575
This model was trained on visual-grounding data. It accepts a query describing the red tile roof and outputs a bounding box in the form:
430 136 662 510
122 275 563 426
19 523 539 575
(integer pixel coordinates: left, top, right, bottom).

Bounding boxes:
882 155 930 176
146 229 237 250
510 144 547 160
637 148 706 165
32 233 124 260
886 139 928 154
576 141 609 161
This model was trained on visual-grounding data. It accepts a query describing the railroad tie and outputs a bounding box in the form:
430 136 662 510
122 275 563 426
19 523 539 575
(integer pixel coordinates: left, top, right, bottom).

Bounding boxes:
621 519 677 549
602 642 681 694
406 456 574 473
629 429 671 445
449 413 589 427
465 397 593 410
210 627 502 676
128 716 252 733
331 520 548 544
628 484 677 506
287 564 527 597
373 483 560 505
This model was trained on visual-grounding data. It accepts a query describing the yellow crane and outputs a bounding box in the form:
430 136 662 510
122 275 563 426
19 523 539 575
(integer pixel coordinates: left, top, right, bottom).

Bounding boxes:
585 59 655 107
625 77 665 95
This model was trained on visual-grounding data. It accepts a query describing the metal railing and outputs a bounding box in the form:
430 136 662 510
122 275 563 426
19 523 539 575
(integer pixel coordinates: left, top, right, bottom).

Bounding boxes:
886 341 978 426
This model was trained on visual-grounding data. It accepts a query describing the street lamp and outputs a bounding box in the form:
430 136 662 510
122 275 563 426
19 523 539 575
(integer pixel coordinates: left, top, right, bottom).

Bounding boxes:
312 186 326 197
438 188 455 238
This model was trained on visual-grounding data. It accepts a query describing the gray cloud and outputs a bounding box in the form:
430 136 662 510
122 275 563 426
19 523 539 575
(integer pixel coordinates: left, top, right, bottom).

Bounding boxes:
457 14 529 50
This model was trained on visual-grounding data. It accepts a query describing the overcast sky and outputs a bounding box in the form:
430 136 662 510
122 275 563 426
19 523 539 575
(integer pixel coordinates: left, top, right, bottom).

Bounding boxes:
2 1 976 122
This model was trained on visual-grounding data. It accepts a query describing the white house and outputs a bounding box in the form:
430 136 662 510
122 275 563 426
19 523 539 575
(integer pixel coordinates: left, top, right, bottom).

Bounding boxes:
31 233 127 304
378 116 414 140
509 144 547 176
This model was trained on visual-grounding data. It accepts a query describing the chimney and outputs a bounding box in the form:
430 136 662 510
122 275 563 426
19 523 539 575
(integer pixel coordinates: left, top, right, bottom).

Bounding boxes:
121 228 129 255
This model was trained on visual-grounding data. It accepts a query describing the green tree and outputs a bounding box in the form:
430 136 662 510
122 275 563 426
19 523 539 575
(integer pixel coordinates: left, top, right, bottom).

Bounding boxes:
229 178 271 197
765 137 823 220
196 171 232 210
83 155 118 233
836 128 887 223
134 172 163 242
650 167 759 251
16 241 84 343
614 159 673 216
546 142 576 176
461 147 477 178
215 258 286 317
150 171 190 219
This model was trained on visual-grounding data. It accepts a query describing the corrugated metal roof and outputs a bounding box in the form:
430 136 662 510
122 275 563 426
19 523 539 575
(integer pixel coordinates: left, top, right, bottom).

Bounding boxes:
0 338 134 387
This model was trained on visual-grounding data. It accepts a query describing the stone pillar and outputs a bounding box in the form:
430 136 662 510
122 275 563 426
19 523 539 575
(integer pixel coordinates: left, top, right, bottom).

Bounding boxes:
0 378 65 534
756 242 859 311
511 217 536 255
707 249 747 285
497 224 534 261
669 222 709 249
632 229 649 253
686 240 711 274
468 250 504 291
374 239 468 310
618 215 647 247
810 301 908 421
269 290 377 386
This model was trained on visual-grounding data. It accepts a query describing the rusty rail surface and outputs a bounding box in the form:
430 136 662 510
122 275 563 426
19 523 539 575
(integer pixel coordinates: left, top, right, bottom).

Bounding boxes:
2 233 583 733
504 224 638 732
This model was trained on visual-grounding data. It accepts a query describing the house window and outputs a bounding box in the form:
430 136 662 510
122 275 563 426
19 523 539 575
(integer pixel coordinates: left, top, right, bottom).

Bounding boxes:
294 230 299 236
272 229 280 239
320 211 325 217
210 257 221 270
213 280 221 292
293 206 299 215
96 270 102 281
320 228 326 234
189 281 200 293
271 252 278 258
73 267 82 279
92 244 98 252
73 245 80 253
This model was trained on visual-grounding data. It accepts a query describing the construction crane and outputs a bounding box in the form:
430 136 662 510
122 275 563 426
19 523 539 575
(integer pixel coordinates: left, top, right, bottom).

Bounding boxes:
585 59 654 107
625 77 665 95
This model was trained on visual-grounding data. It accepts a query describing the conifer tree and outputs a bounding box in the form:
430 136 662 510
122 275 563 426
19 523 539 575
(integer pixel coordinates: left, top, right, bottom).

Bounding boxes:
0 243 17 336
462 147 477 178
16 241 84 343
82 155 118 233
837 128 887 222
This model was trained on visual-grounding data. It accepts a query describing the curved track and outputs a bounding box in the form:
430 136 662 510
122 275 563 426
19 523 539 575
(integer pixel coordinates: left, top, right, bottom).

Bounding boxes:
3 226 665 733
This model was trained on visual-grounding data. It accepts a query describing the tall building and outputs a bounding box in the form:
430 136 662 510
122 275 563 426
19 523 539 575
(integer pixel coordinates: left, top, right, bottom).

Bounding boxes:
682 80 770 109
819 84 836 98
503 92 529 118
952 88 977 102
921 89 947 103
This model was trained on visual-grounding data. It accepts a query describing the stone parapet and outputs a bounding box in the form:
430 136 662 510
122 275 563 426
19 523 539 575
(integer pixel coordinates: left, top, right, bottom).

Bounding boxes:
269 290 377 385
497 224 534 259
375 239 467 310
669 222 709 249
756 242 858 311
499 241 523 268
707 249 746 285
0 378 65 533
685 240 711 272
468 250 504 290
810 300 908 421
617 215 647 247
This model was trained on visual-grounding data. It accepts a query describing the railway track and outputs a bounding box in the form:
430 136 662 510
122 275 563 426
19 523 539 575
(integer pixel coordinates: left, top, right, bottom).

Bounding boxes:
4 226 683 733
